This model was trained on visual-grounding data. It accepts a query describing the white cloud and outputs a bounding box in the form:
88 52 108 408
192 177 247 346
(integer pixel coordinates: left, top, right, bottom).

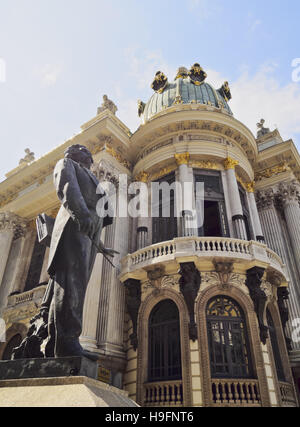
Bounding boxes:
187 0 222 18
39 64 62 87
124 47 177 90
230 64 300 147
249 19 262 32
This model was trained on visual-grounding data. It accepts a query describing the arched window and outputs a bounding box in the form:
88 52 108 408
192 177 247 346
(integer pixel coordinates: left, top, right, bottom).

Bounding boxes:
266 309 286 382
148 299 182 382
206 296 253 378
2 334 22 360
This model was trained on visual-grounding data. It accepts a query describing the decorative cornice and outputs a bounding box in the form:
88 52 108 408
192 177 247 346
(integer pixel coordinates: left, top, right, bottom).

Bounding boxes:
190 160 220 170
149 165 177 182
224 157 239 170
174 152 190 166
105 144 132 171
255 162 290 181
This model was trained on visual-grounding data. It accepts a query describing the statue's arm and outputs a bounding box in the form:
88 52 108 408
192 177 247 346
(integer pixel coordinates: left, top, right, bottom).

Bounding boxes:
54 158 90 223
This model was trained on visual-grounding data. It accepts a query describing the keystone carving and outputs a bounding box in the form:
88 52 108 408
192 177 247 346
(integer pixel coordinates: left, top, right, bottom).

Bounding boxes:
277 287 292 351
178 262 201 341
246 267 269 344
124 278 141 351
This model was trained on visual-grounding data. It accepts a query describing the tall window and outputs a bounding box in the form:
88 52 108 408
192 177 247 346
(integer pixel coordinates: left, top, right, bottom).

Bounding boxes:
239 185 253 241
194 170 229 238
152 173 178 244
267 309 286 382
206 296 253 378
148 300 182 382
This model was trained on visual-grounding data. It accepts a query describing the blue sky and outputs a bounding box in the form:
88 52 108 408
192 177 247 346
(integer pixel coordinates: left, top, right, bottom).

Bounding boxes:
0 0 300 180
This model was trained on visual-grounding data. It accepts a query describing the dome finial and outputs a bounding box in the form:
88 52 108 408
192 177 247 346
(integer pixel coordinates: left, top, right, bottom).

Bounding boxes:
151 71 168 93
189 63 207 85
218 81 232 102
175 67 189 80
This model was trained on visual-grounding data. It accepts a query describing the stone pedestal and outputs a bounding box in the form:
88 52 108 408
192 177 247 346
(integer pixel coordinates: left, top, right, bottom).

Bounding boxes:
0 376 138 407
0 356 98 381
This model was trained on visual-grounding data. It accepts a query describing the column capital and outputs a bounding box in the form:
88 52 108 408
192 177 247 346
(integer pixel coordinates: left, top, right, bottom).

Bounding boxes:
175 152 190 166
255 188 276 210
224 157 239 170
0 212 27 239
134 171 150 183
277 181 300 206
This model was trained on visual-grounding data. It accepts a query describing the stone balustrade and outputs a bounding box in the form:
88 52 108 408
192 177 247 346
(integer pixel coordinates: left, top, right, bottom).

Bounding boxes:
211 378 261 406
143 380 183 407
120 237 287 279
7 285 47 308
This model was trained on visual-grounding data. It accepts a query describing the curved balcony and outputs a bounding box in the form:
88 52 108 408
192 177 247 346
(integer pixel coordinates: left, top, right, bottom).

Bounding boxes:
120 237 287 281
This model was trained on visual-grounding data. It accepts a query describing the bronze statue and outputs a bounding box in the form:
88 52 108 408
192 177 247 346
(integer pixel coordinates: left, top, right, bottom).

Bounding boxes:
13 144 117 361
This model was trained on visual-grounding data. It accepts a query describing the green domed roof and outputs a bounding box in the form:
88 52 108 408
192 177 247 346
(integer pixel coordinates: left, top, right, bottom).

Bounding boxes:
140 65 233 122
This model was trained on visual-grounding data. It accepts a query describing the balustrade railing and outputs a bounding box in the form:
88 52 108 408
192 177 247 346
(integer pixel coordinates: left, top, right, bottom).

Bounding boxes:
143 380 184 407
7 285 47 307
211 379 261 407
121 237 286 282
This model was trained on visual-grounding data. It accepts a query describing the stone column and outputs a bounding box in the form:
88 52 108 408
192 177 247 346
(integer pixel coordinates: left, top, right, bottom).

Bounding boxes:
224 158 247 240
97 178 129 371
278 181 300 269
81 231 106 351
246 183 264 242
9 229 36 295
256 188 300 350
256 189 286 258
0 213 27 315
175 153 194 236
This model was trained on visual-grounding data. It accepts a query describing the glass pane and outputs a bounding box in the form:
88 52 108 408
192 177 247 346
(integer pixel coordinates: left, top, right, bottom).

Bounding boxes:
207 296 253 379
149 300 182 381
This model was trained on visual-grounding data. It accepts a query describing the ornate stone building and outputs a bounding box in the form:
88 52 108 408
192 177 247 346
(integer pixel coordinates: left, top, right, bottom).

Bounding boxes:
0 65 299 407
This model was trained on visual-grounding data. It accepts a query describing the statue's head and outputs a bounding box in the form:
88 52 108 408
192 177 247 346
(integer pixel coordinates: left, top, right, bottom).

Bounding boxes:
64 144 93 169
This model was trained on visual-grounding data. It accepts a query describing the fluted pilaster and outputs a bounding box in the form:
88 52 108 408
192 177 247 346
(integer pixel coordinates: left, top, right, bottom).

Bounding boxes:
256 187 300 350
0 212 28 315
278 181 300 268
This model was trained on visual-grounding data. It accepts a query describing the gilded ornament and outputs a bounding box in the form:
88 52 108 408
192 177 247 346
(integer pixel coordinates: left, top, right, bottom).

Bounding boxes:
175 67 189 80
175 153 190 166
151 71 168 94
255 162 290 181
190 160 219 170
188 63 207 86
150 166 176 182
134 171 150 183
105 144 131 170
224 157 239 170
